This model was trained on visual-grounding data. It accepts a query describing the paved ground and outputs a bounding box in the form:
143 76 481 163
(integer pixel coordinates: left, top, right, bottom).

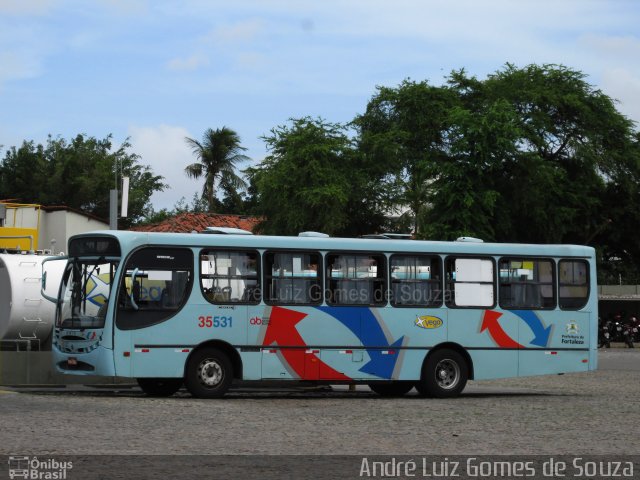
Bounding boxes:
0 349 638 456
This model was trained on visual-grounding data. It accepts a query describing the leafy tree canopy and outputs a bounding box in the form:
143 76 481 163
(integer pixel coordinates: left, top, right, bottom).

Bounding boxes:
0 134 166 228
355 64 640 282
248 117 388 236
354 79 459 233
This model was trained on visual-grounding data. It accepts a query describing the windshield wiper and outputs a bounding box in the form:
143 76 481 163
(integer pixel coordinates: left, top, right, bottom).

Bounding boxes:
80 257 105 302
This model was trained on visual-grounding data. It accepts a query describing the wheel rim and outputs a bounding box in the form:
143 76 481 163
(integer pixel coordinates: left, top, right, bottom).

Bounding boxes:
435 358 460 390
197 358 223 388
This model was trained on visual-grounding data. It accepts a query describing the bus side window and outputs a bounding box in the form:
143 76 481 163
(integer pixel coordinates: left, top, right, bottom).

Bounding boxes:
559 259 589 310
200 250 261 305
445 257 495 308
264 251 322 305
326 253 386 306
499 258 555 309
390 254 442 307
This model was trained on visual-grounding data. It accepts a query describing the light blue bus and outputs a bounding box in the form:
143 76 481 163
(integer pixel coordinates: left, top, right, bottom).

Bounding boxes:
44 230 597 398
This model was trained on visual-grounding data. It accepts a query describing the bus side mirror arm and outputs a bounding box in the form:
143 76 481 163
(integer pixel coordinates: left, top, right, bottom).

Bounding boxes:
41 256 68 304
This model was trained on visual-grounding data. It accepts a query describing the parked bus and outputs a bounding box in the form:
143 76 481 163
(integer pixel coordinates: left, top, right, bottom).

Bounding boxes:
43 230 597 398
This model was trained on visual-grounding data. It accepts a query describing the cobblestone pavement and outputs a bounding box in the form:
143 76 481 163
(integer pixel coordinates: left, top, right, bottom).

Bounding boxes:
0 349 638 456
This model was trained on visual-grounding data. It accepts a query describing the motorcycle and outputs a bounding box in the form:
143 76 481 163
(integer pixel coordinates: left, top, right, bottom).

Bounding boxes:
622 324 636 348
598 322 612 348
613 321 624 342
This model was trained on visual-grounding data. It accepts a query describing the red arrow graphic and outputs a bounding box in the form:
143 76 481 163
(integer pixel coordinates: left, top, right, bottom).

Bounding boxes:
263 306 350 380
480 310 524 349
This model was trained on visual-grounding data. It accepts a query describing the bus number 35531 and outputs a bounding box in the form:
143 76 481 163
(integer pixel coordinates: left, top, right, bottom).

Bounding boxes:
198 316 233 328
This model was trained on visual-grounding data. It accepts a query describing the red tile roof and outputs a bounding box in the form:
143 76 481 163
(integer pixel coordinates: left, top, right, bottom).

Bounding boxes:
130 212 261 233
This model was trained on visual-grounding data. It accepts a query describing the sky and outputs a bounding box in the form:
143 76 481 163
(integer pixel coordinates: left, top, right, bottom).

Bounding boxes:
1 0 639 211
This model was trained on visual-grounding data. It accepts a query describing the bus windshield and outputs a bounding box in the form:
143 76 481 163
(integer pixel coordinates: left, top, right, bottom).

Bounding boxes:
56 257 119 329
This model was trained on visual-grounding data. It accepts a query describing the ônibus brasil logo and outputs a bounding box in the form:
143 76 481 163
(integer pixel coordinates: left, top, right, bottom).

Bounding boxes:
8 456 72 480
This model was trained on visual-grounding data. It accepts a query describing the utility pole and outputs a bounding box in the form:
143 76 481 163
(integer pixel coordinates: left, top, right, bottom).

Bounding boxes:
110 157 120 230
109 189 118 230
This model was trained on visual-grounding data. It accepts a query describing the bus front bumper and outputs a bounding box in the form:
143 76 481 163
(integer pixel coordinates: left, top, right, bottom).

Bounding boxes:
52 345 116 376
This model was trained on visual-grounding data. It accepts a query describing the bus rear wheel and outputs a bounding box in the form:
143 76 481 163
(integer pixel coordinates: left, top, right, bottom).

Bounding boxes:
368 381 414 397
185 348 233 398
137 378 183 397
417 349 468 398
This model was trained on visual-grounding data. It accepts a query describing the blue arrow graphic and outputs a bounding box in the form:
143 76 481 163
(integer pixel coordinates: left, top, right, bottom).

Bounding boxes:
512 310 552 347
316 306 404 379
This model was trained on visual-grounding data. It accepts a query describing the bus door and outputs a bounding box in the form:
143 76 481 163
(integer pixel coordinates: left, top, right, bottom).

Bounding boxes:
113 247 195 378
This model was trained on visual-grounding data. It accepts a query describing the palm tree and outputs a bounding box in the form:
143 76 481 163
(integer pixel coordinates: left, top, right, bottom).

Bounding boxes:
184 127 249 212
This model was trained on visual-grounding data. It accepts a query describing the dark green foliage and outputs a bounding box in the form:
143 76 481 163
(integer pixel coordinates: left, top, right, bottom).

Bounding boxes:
248 117 388 236
0 134 166 228
354 64 640 282
354 79 459 235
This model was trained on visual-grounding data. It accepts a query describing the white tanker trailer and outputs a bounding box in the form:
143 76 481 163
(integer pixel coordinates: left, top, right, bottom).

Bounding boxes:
0 253 66 348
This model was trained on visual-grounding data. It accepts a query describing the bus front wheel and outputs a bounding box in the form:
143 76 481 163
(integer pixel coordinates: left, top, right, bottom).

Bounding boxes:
417 349 468 398
185 348 233 398
137 378 183 397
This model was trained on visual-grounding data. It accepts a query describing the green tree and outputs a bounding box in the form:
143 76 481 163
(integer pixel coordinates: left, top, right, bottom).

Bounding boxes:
478 64 631 245
424 96 521 240
425 64 640 282
249 117 387 236
0 134 166 227
184 127 249 212
354 80 459 235
596 131 640 283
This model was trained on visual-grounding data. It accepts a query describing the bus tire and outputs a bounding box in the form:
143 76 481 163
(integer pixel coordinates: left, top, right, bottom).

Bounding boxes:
137 378 183 397
417 349 468 398
368 381 414 397
185 348 233 398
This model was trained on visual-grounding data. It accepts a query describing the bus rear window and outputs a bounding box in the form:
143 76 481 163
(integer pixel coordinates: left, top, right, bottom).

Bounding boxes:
559 260 589 310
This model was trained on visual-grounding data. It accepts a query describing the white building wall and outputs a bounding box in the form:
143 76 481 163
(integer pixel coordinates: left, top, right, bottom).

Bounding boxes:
37 210 108 254
38 211 65 253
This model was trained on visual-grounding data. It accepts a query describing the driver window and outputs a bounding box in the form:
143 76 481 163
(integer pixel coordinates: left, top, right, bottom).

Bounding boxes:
116 248 193 330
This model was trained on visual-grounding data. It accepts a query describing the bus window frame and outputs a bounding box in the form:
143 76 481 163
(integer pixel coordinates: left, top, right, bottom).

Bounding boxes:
558 258 590 311
498 257 556 311
199 248 261 306
115 246 195 331
445 255 497 309
325 250 388 307
389 253 443 308
263 249 323 306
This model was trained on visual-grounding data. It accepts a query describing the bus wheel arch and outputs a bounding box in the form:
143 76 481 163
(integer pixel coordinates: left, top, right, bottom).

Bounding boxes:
186 340 243 380
184 341 242 398
417 343 473 398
